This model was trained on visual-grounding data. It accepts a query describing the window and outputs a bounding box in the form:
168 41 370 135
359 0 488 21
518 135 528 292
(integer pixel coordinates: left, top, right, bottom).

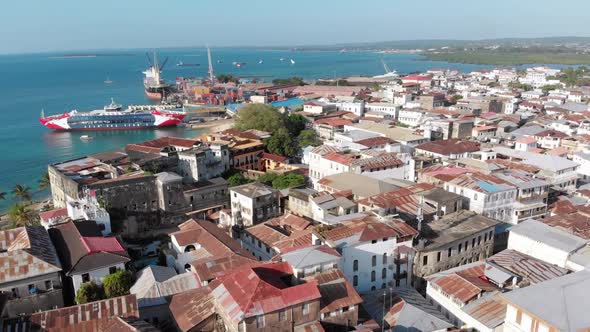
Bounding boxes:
45 280 53 290
478 236 481 245
302 302 310 315
353 260 358 272
371 286 376 291
381 283 386 289
383 253 387 264
458 244 462 253
382 268 387 279
82 273 90 283
353 275 358 286
472 238 476 247
256 315 265 328
448 248 452 257
371 271 376 282
28 284 36 295
109 266 117 274
423 255 428 265
437 252 441 262
489 230 493 239
372 255 377 267
279 310 286 321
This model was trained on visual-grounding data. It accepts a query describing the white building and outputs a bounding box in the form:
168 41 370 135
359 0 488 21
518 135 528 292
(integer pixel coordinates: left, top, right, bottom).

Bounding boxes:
573 151 590 183
397 109 426 127
365 102 400 119
280 245 342 278
315 215 417 293
507 219 587 268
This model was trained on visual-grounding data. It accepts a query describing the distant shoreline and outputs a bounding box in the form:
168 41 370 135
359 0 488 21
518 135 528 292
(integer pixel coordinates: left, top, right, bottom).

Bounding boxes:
49 53 135 59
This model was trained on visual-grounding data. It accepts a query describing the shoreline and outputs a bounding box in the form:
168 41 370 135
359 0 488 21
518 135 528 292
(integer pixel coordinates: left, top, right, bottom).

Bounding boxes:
186 118 235 132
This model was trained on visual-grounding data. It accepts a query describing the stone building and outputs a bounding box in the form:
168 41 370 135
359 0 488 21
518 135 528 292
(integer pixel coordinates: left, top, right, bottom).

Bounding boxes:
229 182 281 227
412 210 499 290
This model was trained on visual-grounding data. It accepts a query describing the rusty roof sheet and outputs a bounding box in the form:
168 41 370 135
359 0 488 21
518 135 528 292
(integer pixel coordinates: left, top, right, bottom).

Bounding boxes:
99 317 160 332
29 294 138 332
192 254 258 283
428 263 496 305
169 287 215 332
541 212 590 240
294 321 326 332
416 139 480 156
0 227 61 283
461 292 506 329
357 183 435 209
171 219 251 258
321 215 417 243
487 249 569 285
211 262 321 326
305 269 362 313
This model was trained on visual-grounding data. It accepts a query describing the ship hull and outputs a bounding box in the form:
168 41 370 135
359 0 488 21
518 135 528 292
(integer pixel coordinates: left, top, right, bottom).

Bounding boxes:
40 109 185 131
145 89 163 100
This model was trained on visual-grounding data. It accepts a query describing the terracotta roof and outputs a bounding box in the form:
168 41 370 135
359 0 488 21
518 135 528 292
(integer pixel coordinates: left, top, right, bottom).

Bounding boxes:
0 227 62 284
321 215 417 243
192 254 258 283
211 262 321 326
516 136 537 144
355 136 396 147
82 237 126 253
357 183 434 209
402 74 432 81
169 287 215 332
314 118 353 127
322 152 357 166
305 269 362 314
416 139 480 156
38 208 68 222
534 129 568 138
261 152 288 163
29 295 138 332
245 214 313 251
171 219 251 258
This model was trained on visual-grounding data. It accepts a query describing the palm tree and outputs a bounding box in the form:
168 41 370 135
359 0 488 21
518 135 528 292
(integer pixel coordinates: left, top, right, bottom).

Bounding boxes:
8 203 37 227
38 171 51 191
12 184 32 202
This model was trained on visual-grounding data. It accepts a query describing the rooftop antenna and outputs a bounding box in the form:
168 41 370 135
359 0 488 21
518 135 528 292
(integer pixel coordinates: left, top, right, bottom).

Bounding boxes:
381 291 386 332
207 45 214 83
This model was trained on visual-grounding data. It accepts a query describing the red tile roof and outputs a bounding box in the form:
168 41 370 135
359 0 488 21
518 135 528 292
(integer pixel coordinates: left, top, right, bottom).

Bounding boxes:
314 118 353 127
38 208 68 222
81 237 126 253
355 136 396 147
305 269 362 314
321 216 417 243
428 263 495 304
357 183 435 209
261 152 288 163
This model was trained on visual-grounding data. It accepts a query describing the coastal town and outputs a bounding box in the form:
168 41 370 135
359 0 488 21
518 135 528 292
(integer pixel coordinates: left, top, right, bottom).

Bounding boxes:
3 63 590 332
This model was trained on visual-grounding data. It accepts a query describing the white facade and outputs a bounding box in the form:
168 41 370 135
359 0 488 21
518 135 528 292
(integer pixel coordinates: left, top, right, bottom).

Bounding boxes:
65 194 111 235
72 263 126 295
443 181 516 224
177 144 230 183
397 109 425 127
507 231 574 268
365 102 400 118
573 152 590 183
503 304 549 332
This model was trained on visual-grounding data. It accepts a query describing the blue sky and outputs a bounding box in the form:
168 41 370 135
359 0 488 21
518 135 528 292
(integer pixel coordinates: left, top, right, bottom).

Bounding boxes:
1 0 589 54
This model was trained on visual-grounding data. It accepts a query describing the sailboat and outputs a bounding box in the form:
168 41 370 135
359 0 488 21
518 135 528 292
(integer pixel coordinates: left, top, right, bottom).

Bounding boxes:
104 76 113 84
373 58 398 79
290 59 295 65
258 59 264 64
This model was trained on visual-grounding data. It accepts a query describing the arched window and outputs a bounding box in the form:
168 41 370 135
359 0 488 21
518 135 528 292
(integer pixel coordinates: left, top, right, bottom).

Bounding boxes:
353 260 358 272
383 253 387 264
371 271 376 282
382 268 387 279
372 255 376 267
353 275 358 286
184 245 196 252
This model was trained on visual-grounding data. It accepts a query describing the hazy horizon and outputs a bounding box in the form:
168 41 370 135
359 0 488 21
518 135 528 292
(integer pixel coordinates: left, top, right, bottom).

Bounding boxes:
2 0 590 54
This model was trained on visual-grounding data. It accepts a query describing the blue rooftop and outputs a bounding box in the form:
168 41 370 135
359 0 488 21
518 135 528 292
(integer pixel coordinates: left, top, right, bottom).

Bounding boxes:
271 98 304 108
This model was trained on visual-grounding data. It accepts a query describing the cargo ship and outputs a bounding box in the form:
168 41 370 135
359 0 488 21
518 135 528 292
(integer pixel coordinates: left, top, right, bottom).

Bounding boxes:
143 51 171 99
39 99 186 131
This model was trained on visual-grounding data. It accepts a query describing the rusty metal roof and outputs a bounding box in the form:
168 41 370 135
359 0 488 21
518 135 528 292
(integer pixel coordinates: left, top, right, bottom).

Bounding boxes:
169 287 215 332
428 262 497 305
29 294 138 332
487 249 569 285
461 292 506 329
321 215 417 244
0 227 61 284
305 269 362 314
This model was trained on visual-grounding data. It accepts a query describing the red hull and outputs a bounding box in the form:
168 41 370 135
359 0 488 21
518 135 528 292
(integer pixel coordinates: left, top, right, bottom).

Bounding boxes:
145 90 163 99
48 124 180 131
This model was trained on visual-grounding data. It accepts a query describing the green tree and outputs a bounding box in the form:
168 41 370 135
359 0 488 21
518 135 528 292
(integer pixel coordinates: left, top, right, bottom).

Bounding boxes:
267 128 297 158
297 129 321 148
227 173 250 187
12 184 32 202
8 203 37 227
257 173 279 185
272 173 306 189
285 113 308 136
216 74 240 84
272 77 305 86
449 94 463 105
234 104 286 133
38 171 51 191
541 84 561 93
103 270 134 298
75 282 105 304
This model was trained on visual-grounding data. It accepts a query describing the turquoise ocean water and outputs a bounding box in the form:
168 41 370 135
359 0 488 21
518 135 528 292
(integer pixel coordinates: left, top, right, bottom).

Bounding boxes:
0 48 558 210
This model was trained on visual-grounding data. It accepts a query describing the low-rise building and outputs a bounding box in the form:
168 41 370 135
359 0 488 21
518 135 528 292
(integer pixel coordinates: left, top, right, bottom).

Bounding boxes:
0 227 63 317
230 182 281 227
315 215 418 293
177 142 230 183
415 139 480 160
413 211 499 287
48 220 130 297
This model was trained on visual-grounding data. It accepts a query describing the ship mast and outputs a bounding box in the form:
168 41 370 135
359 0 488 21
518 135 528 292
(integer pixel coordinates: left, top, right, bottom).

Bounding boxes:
207 46 214 83
153 50 161 84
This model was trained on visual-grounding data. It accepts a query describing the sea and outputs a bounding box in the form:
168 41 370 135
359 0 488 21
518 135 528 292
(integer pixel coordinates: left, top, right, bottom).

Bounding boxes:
0 48 565 211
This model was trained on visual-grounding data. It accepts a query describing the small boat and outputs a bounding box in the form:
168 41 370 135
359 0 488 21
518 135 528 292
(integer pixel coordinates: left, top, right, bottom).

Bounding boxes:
279 58 285 62
80 135 93 141
104 77 113 84
176 61 200 67
290 59 295 64
217 60 223 64
258 59 263 64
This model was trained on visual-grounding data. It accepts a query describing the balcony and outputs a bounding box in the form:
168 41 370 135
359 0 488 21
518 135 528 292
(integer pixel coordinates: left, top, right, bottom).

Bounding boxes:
517 192 548 203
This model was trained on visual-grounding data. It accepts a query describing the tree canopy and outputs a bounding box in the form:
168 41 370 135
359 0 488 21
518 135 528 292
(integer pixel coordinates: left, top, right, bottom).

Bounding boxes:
227 173 251 187
272 77 305 86
38 171 51 191
234 104 287 133
103 270 133 298
271 173 306 189
12 184 32 201
266 128 297 158
297 129 321 148
75 282 105 304
8 202 38 228
216 74 240 84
